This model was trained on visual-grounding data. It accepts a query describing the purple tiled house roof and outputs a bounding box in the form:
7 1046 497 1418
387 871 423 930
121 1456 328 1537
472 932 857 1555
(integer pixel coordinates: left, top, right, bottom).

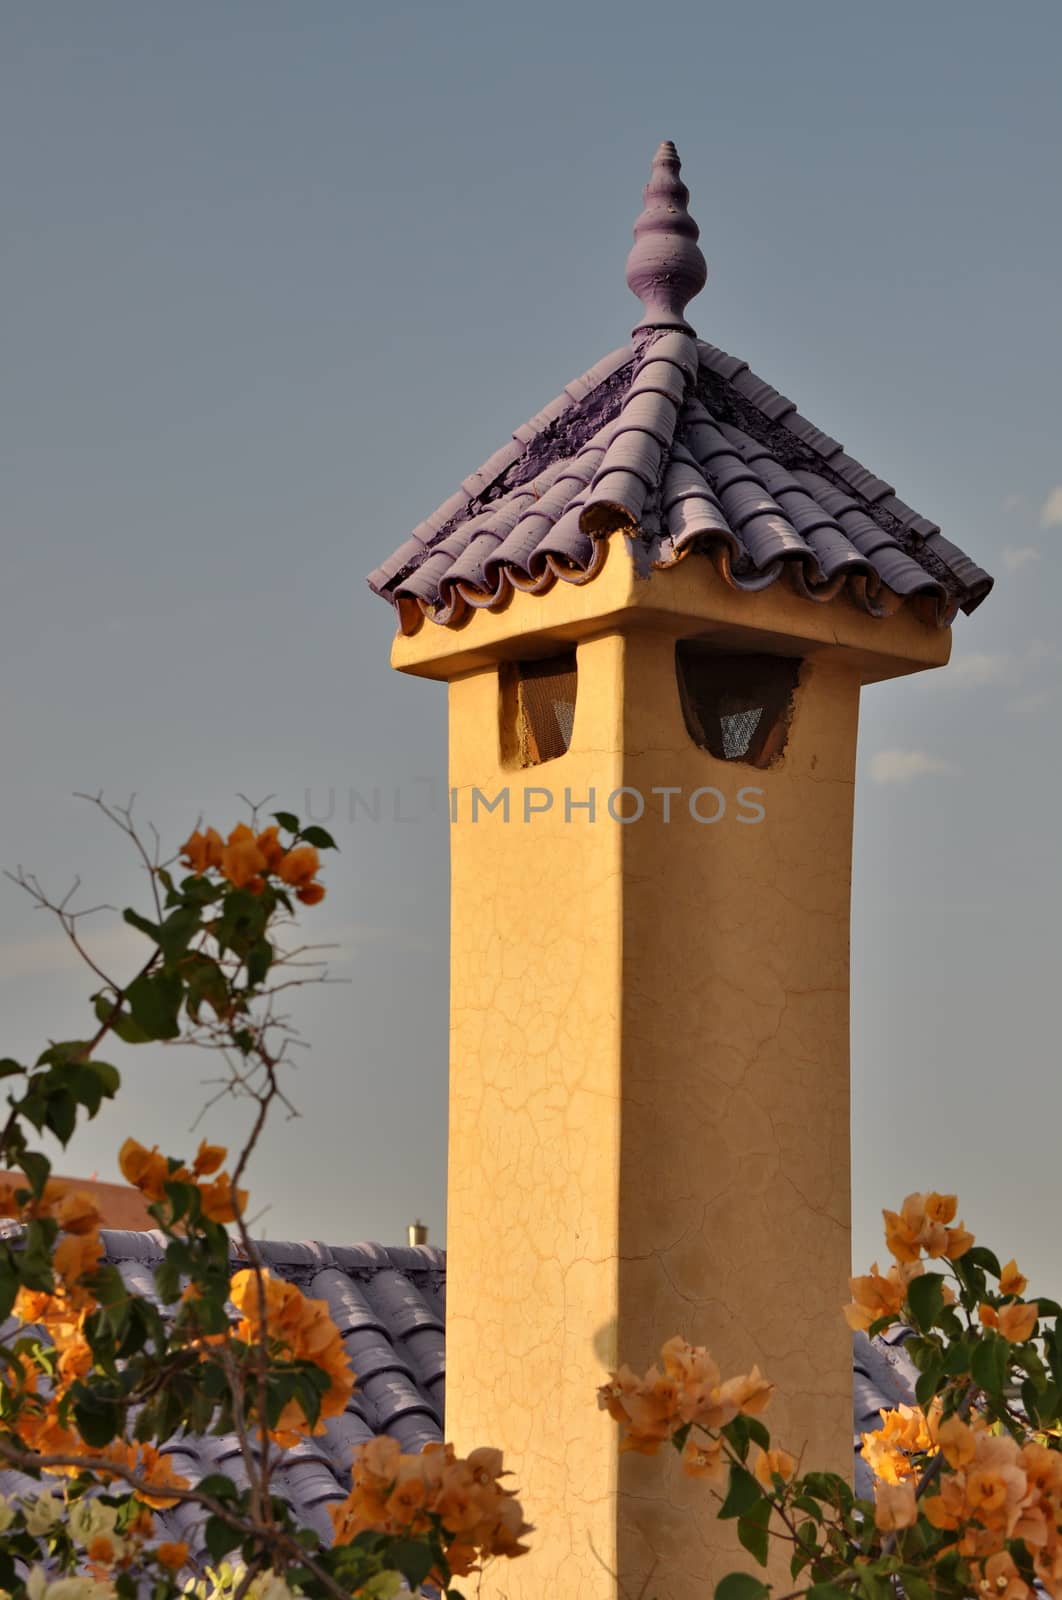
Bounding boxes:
368 142 992 632
0 1231 446 1561
0 1227 914 1571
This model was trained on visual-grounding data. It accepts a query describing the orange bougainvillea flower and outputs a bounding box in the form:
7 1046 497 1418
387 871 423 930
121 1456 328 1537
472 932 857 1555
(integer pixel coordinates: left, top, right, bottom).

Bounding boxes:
229 1269 354 1438
844 1260 922 1333
681 1434 727 1484
862 1403 936 1484
221 824 267 889
155 1542 189 1571
198 1175 247 1223
296 881 326 905
719 1366 774 1417
599 1339 774 1457
329 1437 531 1570
180 828 224 876
874 1479 918 1531
255 825 287 873
980 1301 1039 1343
86 1534 116 1565
119 1138 173 1202
1000 1259 1029 1297
754 1446 796 1487
55 1190 103 1236
882 1193 974 1265
53 1229 103 1287
277 844 320 889
933 1411 977 1470
192 1139 226 1177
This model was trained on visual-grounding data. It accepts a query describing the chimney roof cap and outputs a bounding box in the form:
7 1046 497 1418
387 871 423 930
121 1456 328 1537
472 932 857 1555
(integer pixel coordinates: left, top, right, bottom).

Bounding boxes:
367 147 992 635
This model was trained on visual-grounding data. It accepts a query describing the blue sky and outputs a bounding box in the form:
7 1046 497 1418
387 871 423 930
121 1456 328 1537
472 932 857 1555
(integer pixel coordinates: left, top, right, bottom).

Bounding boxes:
1 2 1059 1292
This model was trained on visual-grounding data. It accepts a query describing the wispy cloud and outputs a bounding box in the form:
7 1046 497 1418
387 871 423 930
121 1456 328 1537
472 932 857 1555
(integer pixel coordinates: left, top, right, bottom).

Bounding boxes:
869 750 961 785
0 922 144 983
1007 687 1056 717
1041 486 1062 528
945 651 1015 689
1001 545 1041 574
0 918 436 984
942 640 1059 696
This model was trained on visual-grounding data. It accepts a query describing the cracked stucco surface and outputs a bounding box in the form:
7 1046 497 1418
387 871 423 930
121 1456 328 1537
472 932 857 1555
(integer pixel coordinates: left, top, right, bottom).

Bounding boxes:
402 559 949 1599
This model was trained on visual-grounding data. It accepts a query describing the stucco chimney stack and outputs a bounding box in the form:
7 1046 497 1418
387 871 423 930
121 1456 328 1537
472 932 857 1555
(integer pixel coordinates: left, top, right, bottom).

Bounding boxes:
366 145 991 1598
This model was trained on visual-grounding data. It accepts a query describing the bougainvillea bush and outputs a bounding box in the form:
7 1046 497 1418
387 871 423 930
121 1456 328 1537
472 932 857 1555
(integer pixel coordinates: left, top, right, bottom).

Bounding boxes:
601 1192 1062 1600
0 802 529 1599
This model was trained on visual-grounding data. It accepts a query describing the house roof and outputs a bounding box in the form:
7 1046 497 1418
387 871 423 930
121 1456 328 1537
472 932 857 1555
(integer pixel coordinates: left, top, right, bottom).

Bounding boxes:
0 1226 913 1573
0 1230 445 1560
368 142 992 635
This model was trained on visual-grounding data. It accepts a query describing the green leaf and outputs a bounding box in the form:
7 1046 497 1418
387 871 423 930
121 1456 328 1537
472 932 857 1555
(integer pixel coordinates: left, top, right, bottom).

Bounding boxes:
154 1258 181 1304
196 1474 240 1502
85 1059 120 1100
1022 1378 1042 1425
246 938 273 987
94 993 152 1044
965 1246 1003 1278
744 1416 771 1451
204 1516 240 1562
126 971 183 1040
714 1575 770 1600
720 1464 763 1520
807 1585 856 1600
183 955 229 1021
19 1150 51 1198
0 1058 24 1080
0 1248 19 1322
299 825 337 850
915 1364 944 1408
123 907 164 944
738 1495 771 1566
44 1088 78 1145
73 1391 122 1448
156 906 202 963
801 1471 854 1508
273 811 300 833
389 1539 434 1589
971 1333 1009 1396
722 1414 752 1461
906 1273 946 1333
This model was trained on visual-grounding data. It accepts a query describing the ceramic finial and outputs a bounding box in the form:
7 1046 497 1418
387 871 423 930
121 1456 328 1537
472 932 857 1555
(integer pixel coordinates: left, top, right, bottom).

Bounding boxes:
625 141 707 338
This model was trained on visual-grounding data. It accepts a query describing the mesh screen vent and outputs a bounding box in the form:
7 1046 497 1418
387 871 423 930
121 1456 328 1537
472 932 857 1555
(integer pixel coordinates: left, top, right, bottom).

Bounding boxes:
500 651 577 768
676 645 800 768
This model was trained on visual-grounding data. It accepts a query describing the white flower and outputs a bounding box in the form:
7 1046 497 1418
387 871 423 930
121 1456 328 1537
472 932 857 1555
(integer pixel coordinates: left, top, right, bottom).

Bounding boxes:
68 1497 119 1547
360 1576 402 1599
23 1492 64 1535
25 1575 114 1600
250 1580 296 1600
45 1583 116 1600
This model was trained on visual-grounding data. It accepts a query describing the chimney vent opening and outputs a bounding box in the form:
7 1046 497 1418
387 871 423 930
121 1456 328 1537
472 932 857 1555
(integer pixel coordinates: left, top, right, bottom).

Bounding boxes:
500 650 577 767
676 644 801 768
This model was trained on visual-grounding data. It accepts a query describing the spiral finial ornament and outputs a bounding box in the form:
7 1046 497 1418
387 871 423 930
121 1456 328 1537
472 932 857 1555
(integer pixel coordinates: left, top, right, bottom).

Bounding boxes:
625 141 707 338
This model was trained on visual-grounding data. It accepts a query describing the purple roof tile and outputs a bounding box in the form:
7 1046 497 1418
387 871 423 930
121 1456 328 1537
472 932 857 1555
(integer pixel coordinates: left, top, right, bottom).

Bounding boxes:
367 143 992 633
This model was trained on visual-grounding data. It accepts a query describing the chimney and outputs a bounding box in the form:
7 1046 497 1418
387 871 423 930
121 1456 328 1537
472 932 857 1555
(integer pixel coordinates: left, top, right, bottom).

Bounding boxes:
366 144 992 1597
407 1219 429 1247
